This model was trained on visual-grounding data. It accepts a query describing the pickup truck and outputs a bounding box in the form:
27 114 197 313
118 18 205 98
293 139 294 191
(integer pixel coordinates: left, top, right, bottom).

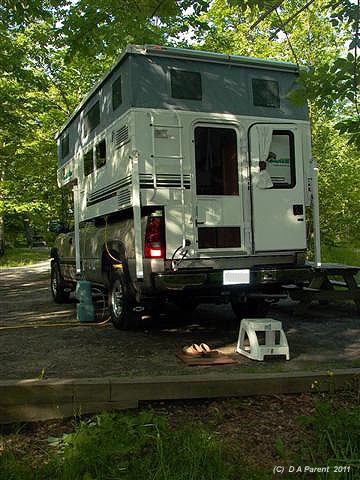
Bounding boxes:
50 210 311 330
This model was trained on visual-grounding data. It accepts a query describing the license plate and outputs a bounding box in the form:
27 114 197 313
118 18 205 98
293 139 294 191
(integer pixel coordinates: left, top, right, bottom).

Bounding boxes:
223 269 250 285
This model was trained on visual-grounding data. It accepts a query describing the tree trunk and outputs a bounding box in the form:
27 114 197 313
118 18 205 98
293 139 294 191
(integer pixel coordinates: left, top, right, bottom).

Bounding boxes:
23 218 34 247
0 167 4 256
0 214 4 256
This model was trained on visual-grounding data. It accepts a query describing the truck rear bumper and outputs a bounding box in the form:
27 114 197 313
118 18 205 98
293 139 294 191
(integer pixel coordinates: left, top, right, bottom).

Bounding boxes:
152 265 311 292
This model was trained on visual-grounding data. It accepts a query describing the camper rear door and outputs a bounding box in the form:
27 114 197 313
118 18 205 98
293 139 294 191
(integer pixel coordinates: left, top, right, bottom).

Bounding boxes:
193 125 245 253
249 124 306 253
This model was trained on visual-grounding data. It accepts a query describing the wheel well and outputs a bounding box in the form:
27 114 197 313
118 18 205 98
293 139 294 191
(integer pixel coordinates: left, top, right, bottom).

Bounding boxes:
101 241 127 286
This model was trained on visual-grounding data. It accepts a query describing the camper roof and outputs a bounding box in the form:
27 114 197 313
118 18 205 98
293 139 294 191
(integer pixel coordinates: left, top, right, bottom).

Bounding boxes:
55 45 299 139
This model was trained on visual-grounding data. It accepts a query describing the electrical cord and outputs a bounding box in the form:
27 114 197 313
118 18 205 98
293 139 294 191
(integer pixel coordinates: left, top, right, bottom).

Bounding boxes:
171 244 189 271
0 318 110 330
1 289 111 330
104 215 123 264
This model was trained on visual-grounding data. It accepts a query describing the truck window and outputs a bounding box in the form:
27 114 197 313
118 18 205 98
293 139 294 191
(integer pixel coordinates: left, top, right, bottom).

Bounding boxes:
84 101 100 136
112 76 122 110
171 69 202 101
252 79 280 108
95 139 106 169
266 130 295 189
194 126 239 196
84 149 94 176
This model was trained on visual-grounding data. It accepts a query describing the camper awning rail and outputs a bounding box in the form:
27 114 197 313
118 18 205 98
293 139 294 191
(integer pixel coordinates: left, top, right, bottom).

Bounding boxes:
142 45 298 72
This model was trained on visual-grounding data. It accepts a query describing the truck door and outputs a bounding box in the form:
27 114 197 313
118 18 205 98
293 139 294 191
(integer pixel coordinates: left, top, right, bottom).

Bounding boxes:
249 124 306 252
193 125 246 254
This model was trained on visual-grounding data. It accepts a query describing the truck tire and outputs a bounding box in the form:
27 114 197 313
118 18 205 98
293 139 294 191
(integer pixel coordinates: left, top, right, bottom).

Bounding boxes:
108 274 143 330
230 296 268 320
51 261 70 303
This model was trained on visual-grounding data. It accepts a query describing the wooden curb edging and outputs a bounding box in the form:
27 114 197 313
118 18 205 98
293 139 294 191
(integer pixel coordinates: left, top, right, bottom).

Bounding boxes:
1 368 360 424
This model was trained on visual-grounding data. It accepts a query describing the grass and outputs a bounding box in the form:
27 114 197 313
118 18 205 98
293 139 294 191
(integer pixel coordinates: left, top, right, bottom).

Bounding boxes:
321 241 360 268
0 248 50 268
295 400 360 479
0 410 240 480
2 398 360 480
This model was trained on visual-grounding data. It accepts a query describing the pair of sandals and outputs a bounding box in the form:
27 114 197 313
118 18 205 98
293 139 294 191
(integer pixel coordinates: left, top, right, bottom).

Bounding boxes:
182 343 219 357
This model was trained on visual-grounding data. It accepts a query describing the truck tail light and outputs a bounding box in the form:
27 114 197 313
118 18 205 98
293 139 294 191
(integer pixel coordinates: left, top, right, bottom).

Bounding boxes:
144 215 165 259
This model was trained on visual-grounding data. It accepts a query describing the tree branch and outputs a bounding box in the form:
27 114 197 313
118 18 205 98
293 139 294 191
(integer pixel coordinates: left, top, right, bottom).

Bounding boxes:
270 0 316 39
250 0 286 30
275 9 299 66
150 0 168 18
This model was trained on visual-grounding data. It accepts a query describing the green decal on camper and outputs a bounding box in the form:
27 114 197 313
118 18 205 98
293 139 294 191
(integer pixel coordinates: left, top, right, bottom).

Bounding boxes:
268 158 290 165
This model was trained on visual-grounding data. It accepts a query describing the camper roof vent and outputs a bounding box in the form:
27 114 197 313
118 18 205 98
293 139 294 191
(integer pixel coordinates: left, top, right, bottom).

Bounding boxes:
112 125 129 149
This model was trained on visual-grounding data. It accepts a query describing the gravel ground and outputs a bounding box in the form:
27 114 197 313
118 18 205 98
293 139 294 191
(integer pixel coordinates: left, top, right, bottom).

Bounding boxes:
1 261 360 381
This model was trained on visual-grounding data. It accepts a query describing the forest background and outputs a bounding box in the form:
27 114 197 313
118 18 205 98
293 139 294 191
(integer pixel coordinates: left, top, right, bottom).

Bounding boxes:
0 0 359 252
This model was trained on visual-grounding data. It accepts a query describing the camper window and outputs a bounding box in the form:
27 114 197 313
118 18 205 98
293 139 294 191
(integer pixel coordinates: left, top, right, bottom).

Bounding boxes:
84 149 94 176
198 227 241 249
170 69 202 101
61 134 69 159
112 76 122 110
84 101 100 136
252 79 280 108
95 139 106 169
266 131 295 188
195 127 239 196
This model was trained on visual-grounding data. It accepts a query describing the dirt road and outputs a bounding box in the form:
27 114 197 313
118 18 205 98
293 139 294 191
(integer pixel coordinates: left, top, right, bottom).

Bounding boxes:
1 262 360 381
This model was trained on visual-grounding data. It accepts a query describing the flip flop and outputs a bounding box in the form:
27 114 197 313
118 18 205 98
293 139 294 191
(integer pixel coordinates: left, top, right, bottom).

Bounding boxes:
200 343 219 356
182 343 203 355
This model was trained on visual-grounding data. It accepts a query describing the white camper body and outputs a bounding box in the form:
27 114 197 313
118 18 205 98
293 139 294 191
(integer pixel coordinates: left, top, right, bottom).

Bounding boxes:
58 108 311 275
53 45 315 328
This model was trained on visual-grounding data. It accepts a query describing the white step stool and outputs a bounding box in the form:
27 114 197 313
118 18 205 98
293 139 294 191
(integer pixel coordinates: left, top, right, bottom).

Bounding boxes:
236 318 290 361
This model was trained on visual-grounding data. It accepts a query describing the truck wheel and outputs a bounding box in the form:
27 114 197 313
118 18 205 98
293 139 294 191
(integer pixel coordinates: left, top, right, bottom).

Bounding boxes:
108 275 142 330
230 296 268 320
51 261 70 303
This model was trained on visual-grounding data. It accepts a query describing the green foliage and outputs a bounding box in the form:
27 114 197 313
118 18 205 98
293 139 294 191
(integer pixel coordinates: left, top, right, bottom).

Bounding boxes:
297 401 360 478
311 118 360 243
321 242 360 268
0 410 235 480
0 248 49 268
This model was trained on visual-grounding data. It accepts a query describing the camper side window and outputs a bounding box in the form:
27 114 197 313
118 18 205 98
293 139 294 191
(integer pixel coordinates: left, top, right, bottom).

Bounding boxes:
252 79 280 108
61 134 69 159
84 101 100 136
112 76 122 110
84 149 94 177
95 139 106 169
170 69 202 101
266 131 295 188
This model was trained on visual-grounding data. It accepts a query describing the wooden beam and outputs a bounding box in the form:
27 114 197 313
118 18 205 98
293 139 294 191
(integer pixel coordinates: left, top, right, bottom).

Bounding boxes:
1 369 359 424
0 401 138 424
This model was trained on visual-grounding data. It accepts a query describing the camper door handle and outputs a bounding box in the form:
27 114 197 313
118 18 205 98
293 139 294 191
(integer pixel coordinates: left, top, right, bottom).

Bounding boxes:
195 220 205 226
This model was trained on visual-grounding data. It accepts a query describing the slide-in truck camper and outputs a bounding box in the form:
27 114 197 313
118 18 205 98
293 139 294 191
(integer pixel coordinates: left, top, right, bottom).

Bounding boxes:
51 45 317 329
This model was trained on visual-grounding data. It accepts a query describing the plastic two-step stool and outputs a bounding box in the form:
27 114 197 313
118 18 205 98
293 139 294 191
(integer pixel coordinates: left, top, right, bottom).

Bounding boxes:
236 318 290 361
